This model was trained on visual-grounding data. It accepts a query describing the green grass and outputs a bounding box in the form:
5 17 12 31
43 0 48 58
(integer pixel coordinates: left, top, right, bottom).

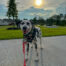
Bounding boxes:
39 26 66 37
0 26 23 40
0 25 66 40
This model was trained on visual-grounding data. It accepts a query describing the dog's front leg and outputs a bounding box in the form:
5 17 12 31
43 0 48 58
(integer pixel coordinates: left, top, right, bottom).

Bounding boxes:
26 43 29 56
23 39 29 61
33 40 39 61
25 42 29 61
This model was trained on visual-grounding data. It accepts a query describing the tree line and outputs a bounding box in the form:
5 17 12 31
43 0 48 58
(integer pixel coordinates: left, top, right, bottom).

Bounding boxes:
31 14 66 26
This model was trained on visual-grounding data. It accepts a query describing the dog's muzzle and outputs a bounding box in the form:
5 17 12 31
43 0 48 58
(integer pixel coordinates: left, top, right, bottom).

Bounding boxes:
23 27 28 34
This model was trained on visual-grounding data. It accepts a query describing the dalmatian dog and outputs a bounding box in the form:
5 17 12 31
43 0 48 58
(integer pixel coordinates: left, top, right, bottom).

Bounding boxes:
20 20 42 61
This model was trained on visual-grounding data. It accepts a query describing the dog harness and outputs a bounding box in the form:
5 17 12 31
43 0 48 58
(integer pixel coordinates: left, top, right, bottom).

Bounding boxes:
23 27 38 42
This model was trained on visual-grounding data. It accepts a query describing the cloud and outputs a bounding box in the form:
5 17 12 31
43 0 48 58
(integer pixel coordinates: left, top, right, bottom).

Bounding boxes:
16 0 33 11
0 0 66 11
19 7 53 19
44 0 66 10
0 0 66 19
56 2 66 14
0 0 8 6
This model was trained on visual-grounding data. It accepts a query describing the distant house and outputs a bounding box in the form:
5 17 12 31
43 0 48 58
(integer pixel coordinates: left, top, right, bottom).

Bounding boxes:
0 19 15 25
0 19 9 25
44 25 58 28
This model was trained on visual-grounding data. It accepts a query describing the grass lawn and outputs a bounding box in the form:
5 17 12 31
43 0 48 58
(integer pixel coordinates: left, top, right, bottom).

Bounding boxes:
0 25 66 40
40 26 66 37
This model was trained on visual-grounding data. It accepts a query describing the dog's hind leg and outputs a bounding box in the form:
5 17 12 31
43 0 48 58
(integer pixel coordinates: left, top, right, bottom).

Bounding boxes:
35 43 38 56
39 30 43 49
27 43 29 56
34 42 39 61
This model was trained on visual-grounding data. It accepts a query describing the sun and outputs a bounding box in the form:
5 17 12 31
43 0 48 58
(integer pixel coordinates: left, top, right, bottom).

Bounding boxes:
35 0 42 6
34 0 43 8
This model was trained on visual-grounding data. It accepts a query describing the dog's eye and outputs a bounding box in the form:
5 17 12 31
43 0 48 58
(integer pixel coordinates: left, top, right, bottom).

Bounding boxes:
27 22 30 25
21 22 24 25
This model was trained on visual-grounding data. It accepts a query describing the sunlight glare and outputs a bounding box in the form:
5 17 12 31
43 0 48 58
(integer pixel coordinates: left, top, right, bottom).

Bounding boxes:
36 0 42 6
34 0 44 8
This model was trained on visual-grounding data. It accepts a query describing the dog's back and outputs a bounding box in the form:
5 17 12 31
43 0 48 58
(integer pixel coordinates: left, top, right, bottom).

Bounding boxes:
35 27 42 38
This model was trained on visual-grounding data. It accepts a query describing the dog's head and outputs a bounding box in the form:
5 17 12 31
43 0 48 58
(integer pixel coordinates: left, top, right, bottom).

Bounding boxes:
20 20 33 34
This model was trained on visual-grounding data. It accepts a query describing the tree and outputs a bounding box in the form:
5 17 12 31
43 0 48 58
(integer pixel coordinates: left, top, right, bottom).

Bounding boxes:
7 0 18 20
51 14 61 25
38 17 45 25
64 14 66 20
46 18 54 26
32 17 37 25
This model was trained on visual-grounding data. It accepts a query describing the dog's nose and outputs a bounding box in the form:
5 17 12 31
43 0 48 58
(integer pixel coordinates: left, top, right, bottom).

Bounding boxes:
23 27 27 30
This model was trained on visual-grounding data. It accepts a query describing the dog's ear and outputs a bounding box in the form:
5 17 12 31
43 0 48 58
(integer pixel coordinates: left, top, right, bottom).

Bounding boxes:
30 20 34 25
20 20 22 22
19 20 22 23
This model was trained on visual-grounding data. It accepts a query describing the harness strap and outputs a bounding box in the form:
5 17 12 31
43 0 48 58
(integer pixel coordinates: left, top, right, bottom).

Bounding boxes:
24 27 37 42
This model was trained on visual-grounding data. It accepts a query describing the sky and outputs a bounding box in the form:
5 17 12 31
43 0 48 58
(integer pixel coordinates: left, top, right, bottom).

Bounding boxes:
0 0 66 19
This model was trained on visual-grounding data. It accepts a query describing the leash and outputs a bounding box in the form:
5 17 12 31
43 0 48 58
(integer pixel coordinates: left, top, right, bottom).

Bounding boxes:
23 41 33 66
23 41 27 66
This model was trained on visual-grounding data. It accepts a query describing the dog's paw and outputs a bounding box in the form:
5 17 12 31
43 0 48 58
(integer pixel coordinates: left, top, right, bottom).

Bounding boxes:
35 54 39 62
35 57 39 62
38 45 44 49
25 58 28 62
25 54 28 62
